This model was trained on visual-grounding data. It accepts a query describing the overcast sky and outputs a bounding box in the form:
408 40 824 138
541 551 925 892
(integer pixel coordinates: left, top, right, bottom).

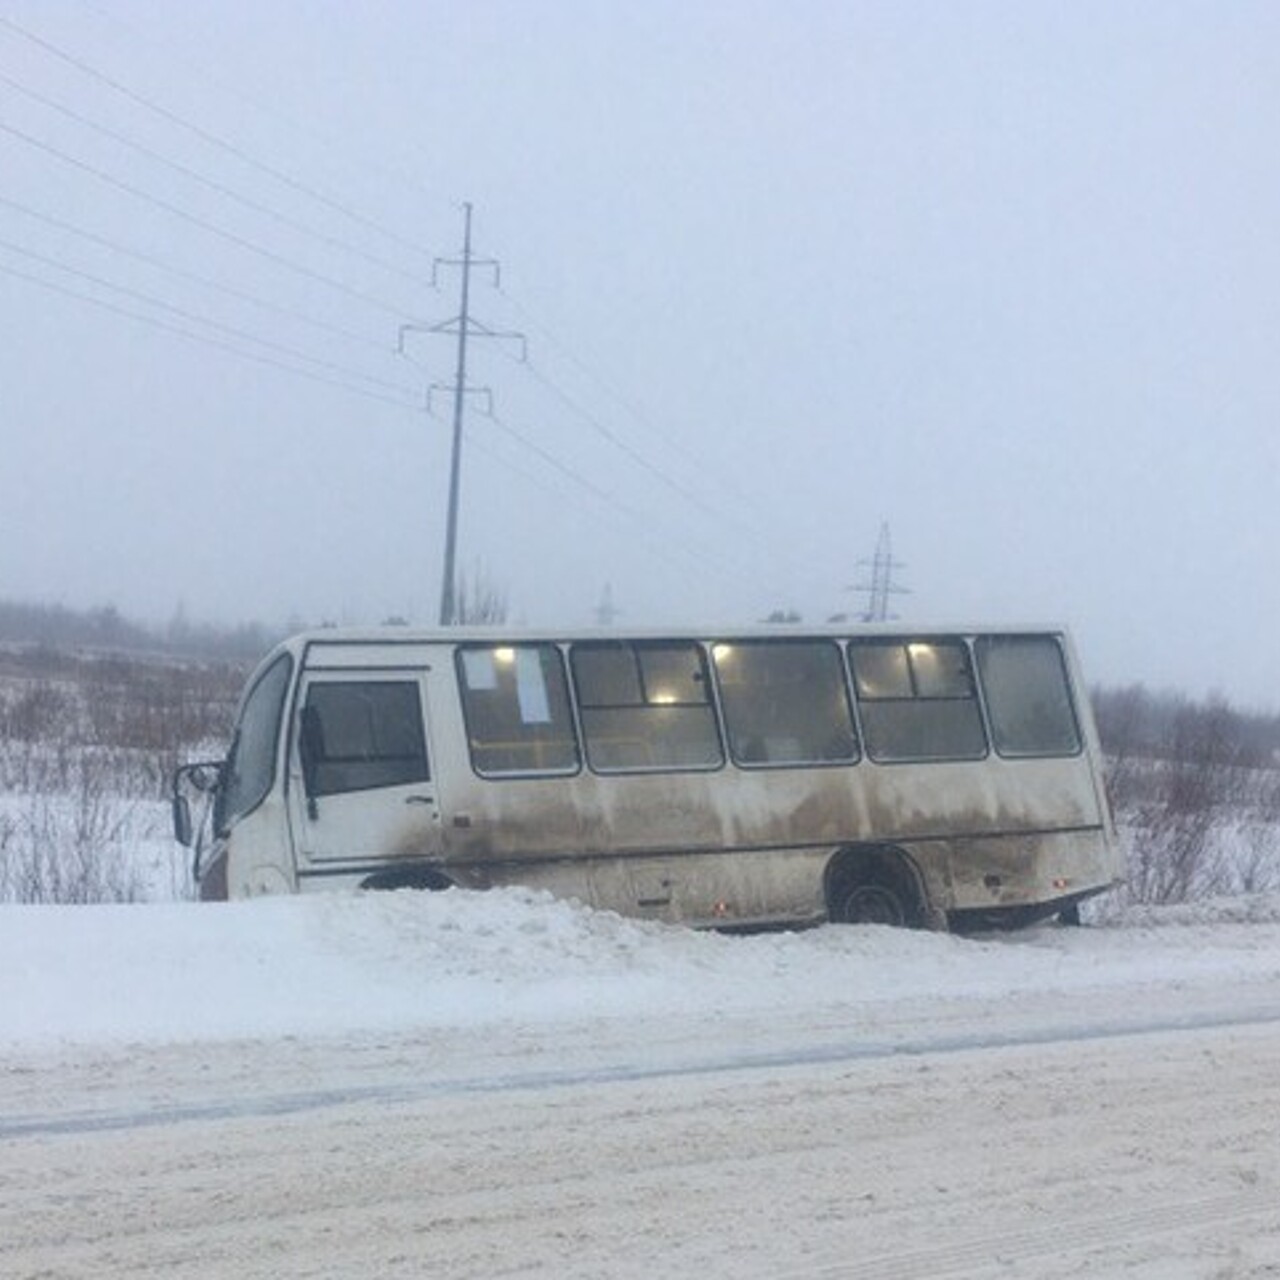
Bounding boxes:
2 1 1277 704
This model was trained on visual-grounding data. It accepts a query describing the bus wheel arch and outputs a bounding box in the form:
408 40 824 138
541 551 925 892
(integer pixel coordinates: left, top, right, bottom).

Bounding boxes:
825 845 931 929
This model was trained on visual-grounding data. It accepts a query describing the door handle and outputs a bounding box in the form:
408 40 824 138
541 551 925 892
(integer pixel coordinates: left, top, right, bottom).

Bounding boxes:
405 794 435 806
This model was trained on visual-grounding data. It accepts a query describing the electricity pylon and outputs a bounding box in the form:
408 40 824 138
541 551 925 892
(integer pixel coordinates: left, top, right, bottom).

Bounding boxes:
594 583 621 627
397 203 525 625
850 522 909 622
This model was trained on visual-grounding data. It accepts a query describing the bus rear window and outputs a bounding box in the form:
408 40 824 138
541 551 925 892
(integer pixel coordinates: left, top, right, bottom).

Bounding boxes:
976 636 1081 758
456 644 579 776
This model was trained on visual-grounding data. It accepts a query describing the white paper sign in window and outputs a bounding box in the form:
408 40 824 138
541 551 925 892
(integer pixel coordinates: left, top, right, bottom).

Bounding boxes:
516 648 552 724
462 648 498 691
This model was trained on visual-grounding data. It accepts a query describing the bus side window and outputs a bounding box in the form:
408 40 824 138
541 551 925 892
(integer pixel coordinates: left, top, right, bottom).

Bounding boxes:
712 640 858 766
571 641 723 773
849 639 987 763
976 636 1082 757
456 645 579 776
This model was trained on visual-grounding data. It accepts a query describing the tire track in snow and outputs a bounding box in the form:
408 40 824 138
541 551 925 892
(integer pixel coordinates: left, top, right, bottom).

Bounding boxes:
5 1001 1280 1141
773 1190 1279 1278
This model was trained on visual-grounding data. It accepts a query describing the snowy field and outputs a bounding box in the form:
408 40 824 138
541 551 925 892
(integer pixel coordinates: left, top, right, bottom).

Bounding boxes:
4 887 1280 1277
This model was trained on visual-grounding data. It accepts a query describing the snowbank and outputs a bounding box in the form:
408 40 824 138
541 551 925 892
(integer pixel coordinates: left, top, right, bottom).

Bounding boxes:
6 887 1280 1049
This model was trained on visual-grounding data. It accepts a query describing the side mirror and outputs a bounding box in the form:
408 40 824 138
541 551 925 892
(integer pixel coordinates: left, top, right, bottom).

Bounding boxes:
170 759 223 850
172 794 193 847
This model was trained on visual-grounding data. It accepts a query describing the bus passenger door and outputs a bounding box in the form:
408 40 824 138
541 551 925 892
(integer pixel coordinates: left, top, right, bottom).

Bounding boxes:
287 671 443 872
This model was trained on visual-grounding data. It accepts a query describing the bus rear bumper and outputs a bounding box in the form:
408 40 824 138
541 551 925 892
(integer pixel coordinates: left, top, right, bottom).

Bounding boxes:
946 883 1117 933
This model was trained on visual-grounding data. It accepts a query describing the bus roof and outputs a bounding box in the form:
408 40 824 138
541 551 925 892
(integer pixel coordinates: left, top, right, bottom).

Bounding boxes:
271 620 1074 652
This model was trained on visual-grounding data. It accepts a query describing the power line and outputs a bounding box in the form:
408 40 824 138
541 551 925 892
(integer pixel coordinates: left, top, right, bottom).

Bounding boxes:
78 0 448 252
0 118 414 319
0 69 437 290
487 408 620 509
1 15 774 604
0 193 393 353
0 11 433 261
422 405 727 604
499 281 766 515
0 235 419 398
404 211 762 595
495 286 789 570
519 353 742 533
0 222 742 557
487 409 741 584
0 261 421 410
4 252 760 595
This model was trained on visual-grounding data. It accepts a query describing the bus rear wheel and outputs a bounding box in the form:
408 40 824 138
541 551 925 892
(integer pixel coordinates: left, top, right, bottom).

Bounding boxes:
826 846 928 929
835 881 910 927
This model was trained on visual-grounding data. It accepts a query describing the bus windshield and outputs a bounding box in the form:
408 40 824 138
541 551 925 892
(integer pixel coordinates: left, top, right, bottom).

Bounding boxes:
215 653 292 835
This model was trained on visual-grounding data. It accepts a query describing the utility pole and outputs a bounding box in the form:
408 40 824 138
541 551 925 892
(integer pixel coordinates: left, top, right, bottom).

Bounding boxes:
397 204 525 625
850 522 909 622
438 202 474 629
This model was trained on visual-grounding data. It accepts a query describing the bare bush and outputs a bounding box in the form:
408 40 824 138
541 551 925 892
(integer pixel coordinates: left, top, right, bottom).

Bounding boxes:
0 679 74 742
453 563 510 625
0 646 245 903
1096 685 1280 906
0 760 145 904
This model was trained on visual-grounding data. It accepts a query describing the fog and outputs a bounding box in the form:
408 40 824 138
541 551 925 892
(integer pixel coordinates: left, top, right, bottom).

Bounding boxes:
2 2 1277 704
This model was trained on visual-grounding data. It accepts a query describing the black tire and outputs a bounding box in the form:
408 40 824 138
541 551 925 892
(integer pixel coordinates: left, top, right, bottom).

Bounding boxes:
359 867 452 893
835 880 910 927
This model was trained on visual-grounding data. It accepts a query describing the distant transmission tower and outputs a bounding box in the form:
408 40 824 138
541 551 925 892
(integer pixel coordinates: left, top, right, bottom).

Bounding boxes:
397 203 526 625
850 522 909 622
594 583 621 627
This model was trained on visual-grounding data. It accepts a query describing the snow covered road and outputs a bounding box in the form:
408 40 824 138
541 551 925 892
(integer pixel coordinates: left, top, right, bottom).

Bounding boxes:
4 889 1280 1277
4 1020 1280 1278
